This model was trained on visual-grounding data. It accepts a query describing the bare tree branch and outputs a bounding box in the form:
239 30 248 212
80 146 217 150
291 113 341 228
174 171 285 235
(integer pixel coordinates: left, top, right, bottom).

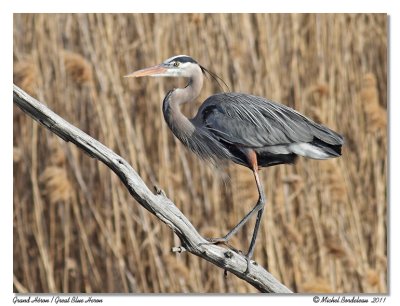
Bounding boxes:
13 84 292 293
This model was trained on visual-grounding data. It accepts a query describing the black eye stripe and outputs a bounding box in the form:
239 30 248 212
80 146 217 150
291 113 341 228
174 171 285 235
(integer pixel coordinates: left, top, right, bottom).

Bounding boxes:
169 56 197 64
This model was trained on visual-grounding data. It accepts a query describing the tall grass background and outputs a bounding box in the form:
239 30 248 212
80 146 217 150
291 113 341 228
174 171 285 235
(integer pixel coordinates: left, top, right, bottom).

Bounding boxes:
13 13 387 293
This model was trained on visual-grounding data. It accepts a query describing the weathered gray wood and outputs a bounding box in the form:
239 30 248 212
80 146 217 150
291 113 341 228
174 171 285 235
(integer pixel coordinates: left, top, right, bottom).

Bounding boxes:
13 84 292 293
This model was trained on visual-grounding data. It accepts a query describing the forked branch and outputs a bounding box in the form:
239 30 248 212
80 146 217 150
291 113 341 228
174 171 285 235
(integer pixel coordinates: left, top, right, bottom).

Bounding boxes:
13 84 292 293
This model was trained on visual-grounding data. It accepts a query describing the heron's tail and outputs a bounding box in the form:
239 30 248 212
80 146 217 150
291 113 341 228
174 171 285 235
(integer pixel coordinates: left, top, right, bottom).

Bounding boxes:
289 138 342 160
311 138 342 156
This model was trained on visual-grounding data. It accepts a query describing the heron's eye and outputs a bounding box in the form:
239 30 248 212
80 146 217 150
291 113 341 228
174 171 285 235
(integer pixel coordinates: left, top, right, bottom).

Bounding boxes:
173 61 180 67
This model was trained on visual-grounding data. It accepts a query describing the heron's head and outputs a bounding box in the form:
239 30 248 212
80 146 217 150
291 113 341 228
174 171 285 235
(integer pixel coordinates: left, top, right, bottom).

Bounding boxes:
125 55 202 79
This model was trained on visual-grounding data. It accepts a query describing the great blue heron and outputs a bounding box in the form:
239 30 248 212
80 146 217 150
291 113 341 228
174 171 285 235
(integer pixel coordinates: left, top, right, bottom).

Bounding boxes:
125 55 344 273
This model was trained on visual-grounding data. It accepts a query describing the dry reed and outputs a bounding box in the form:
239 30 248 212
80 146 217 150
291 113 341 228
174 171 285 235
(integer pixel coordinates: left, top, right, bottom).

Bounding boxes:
13 13 387 293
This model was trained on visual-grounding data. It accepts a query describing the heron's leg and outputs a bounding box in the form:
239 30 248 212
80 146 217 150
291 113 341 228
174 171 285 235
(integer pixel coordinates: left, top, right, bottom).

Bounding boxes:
204 167 266 273
208 192 264 243
244 169 266 273
206 150 266 259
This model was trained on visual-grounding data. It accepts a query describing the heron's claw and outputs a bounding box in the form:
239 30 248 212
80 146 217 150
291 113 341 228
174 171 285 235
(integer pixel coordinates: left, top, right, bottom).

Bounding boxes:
199 237 241 254
244 256 257 274
245 257 251 274
206 237 228 244
198 237 227 247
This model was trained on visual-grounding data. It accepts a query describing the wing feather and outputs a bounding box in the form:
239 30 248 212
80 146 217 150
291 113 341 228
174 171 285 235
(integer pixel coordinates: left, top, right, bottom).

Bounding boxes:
193 93 344 148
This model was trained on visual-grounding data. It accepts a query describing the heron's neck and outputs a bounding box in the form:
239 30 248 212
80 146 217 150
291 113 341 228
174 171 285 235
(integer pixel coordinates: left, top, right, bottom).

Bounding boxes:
163 75 203 138
173 73 203 105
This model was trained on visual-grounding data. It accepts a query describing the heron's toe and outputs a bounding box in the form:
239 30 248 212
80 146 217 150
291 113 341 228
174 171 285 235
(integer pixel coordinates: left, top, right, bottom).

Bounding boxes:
206 237 228 244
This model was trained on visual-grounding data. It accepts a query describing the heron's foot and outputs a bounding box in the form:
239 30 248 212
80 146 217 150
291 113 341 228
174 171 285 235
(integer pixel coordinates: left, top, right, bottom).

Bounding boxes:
206 237 229 244
198 236 228 246
244 256 257 274
199 237 240 253
245 257 251 274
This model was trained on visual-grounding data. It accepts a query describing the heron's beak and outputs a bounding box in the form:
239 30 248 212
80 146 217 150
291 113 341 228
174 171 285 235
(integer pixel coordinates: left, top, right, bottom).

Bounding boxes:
124 65 167 78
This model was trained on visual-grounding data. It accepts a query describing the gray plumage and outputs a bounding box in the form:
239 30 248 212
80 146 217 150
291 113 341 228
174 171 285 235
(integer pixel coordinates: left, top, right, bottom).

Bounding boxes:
190 92 343 167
